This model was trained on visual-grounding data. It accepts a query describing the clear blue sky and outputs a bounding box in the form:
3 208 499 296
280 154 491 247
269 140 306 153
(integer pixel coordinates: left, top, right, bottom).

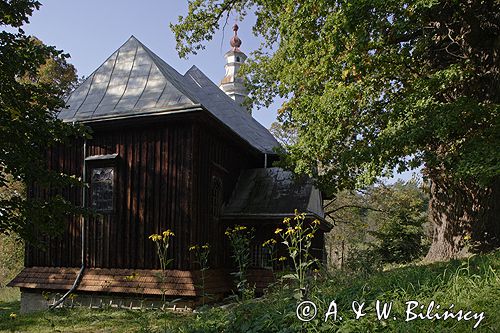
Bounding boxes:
21 0 278 128
20 1 417 183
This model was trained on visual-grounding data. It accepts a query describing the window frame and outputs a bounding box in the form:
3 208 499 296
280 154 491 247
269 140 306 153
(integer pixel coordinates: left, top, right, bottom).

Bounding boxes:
85 154 119 214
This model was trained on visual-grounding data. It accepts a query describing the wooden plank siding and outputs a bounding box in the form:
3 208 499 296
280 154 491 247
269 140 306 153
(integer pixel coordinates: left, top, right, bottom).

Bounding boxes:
27 120 195 270
191 122 261 268
25 139 84 268
25 115 263 272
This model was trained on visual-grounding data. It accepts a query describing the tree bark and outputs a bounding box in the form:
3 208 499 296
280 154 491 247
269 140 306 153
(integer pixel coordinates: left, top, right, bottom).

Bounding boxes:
425 171 500 262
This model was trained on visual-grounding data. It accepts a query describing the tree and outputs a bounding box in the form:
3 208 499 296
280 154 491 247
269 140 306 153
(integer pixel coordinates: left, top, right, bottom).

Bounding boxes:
20 36 79 96
269 121 297 147
0 0 86 240
326 180 429 268
171 0 500 261
368 181 430 264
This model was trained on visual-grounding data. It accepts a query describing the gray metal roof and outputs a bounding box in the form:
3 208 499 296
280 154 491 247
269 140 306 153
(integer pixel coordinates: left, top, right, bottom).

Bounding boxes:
222 167 327 226
59 36 279 154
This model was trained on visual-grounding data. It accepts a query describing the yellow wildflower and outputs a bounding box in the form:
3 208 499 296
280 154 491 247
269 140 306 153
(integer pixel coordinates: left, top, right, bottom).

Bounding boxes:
278 256 287 262
283 217 291 225
312 219 320 226
262 239 277 247
295 225 302 231
202 244 210 250
149 234 162 242
189 245 198 251
275 228 283 234
162 229 175 237
307 233 314 239
9 313 16 319
285 228 295 235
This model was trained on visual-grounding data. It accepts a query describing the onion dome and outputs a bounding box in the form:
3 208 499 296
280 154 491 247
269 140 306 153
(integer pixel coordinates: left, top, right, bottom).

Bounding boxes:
230 24 242 50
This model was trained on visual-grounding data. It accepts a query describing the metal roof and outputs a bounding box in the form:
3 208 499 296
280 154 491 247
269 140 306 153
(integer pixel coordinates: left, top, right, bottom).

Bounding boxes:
222 167 328 228
59 36 279 154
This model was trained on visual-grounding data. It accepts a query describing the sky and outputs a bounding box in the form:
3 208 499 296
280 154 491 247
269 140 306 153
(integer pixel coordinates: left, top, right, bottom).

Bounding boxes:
19 0 278 128
17 1 418 183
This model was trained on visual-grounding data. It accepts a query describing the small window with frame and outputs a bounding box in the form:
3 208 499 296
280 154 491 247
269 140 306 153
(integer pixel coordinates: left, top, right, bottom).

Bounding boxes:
90 166 115 212
86 153 118 213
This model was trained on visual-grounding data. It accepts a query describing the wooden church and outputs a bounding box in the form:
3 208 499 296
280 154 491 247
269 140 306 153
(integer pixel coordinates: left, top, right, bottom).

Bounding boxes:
9 26 330 311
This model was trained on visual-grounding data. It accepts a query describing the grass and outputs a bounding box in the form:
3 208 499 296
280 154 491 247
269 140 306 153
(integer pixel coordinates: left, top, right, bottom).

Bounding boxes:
0 250 499 332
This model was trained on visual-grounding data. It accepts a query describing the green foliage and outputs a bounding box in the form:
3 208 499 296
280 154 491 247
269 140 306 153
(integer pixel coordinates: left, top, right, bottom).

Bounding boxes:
326 180 429 268
369 181 430 263
268 121 297 148
171 0 499 258
2 251 498 332
149 230 175 272
274 211 320 298
149 229 175 302
189 243 210 305
225 225 254 300
0 0 88 241
20 36 79 96
171 0 499 195
261 238 277 272
344 247 383 278
0 233 23 302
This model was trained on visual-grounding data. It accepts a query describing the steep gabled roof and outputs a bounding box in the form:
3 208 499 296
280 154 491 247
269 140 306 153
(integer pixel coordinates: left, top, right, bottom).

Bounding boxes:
59 36 279 154
59 36 197 121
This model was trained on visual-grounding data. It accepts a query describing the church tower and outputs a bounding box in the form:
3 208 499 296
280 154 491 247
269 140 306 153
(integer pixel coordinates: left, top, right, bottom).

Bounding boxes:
219 24 249 113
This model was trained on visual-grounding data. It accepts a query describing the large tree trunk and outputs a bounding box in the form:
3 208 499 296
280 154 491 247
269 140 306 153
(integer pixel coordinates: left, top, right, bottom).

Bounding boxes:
425 171 500 262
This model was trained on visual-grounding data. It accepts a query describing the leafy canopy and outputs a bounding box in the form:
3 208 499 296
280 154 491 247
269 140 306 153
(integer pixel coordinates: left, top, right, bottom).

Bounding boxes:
172 0 499 195
0 0 87 240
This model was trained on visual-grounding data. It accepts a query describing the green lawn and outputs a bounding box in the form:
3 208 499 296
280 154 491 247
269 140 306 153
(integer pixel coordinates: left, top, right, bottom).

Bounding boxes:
0 300 194 333
1 251 499 332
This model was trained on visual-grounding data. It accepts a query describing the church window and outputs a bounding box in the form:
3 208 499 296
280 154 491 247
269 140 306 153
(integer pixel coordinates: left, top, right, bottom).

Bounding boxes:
90 167 114 212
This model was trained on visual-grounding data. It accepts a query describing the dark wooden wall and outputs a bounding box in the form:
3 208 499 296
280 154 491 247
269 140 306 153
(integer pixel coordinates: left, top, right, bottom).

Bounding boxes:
26 115 264 271
191 121 260 268
27 119 196 270
26 139 84 268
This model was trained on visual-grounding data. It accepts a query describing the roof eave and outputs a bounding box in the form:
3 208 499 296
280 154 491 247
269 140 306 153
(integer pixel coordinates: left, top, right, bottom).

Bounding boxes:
60 104 204 125
221 212 332 231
